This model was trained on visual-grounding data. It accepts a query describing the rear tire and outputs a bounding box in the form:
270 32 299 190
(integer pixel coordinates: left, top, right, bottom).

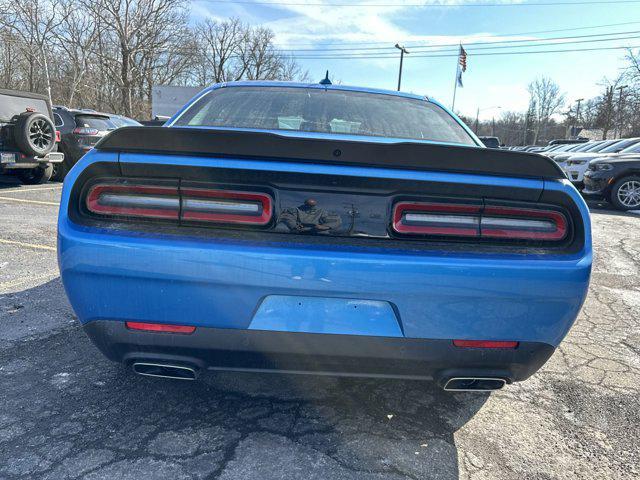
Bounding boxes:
16 164 53 185
610 176 640 211
51 159 69 182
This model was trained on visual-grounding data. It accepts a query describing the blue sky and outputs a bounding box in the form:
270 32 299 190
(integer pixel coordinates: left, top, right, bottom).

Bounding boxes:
191 0 639 120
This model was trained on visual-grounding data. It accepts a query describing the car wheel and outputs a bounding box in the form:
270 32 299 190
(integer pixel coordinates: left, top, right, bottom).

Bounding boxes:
15 164 53 185
13 112 56 157
51 159 69 182
610 176 640 211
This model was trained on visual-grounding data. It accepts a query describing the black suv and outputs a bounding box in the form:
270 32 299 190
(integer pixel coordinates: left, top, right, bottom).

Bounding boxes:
0 89 64 184
52 107 117 180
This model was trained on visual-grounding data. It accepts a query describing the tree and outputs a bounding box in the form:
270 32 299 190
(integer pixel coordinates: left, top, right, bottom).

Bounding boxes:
527 76 565 144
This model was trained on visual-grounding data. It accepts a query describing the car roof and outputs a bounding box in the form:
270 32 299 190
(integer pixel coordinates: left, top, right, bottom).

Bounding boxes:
0 88 49 102
200 80 429 102
54 107 111 119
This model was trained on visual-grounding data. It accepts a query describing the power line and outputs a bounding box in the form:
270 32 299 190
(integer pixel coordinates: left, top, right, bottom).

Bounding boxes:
273 21 640 47
283 33 640 57
206 0 640 8
291 43 640 59
279 29 640 52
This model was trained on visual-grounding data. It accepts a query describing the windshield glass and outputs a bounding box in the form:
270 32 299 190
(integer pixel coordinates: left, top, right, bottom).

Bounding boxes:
0 93 49 122
173 86 476 145
601 138 640 153
620 142 640 153
75 115 116 131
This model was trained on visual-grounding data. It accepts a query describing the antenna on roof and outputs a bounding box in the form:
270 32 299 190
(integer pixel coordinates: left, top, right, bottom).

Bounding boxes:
319 70 332 86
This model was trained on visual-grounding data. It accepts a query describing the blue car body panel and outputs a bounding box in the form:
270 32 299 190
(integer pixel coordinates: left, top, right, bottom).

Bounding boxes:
58 152 591 348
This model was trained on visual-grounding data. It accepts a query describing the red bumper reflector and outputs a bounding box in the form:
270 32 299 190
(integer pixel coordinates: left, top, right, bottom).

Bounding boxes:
453 340 519 349
125 322 196 334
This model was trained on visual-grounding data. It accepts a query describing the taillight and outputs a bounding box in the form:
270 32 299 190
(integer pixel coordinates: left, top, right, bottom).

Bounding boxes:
86 184 180 219
85 182 273 226
181 188 273 225
55 130 61 142
481 206 567 241
393 201 567 242
393 202 481 237
73 127 99 135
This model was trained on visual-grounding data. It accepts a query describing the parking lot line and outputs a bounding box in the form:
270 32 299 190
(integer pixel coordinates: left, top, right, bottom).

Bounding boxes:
0 271 59 291
0 238 56 251
0 185 63 194
0 196 58 206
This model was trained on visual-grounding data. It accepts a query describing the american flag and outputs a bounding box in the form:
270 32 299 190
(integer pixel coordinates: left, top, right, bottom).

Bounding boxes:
456 44 467 87
458 45 467 72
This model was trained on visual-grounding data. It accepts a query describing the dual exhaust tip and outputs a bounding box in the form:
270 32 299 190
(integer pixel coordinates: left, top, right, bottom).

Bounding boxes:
132 362 198 380
443 377 507 392
131 362 507 392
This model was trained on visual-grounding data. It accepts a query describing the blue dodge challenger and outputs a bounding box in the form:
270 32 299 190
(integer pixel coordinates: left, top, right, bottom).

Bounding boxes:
57 81 592 391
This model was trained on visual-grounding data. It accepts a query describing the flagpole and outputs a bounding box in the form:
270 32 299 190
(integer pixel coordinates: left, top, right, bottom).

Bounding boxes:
451 45 461 111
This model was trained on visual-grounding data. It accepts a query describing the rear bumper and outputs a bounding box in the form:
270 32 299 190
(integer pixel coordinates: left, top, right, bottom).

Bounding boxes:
0 151 63 169
84 320 555 383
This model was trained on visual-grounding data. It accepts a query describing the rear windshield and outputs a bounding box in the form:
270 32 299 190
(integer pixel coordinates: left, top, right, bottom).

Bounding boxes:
75 115 115 131
173 86 476 145
0 93 49 122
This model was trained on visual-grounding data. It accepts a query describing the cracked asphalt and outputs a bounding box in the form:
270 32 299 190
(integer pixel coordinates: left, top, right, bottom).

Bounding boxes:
0 178 638 480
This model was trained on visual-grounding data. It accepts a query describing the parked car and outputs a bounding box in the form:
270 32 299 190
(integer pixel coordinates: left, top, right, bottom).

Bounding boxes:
562 138 640 186
58 81 591 391
108 114 142 129
548 138 589 146
0 89 64 184
583 156 640 210
52 107 117 180
545 143 588 159
478 136 500 148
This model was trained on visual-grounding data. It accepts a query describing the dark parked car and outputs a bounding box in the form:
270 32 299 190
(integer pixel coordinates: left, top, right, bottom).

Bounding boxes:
583 157 640 210
52 107 117 180
0 89 64 184
478 136 500 148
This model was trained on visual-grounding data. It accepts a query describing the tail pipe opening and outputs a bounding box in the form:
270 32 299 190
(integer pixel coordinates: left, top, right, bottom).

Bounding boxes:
132 362 198 380
443 377 507 392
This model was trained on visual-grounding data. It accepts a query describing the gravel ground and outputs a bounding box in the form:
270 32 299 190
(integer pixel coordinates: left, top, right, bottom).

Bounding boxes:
0 178 638 480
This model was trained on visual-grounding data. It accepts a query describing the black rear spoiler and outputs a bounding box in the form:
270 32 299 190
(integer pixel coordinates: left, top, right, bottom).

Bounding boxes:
96 126 565 180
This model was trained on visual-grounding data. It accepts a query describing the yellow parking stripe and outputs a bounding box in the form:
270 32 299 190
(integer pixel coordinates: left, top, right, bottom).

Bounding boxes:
0 196 58 206
0 238 56 251
0 185 63 194
0 272 59 290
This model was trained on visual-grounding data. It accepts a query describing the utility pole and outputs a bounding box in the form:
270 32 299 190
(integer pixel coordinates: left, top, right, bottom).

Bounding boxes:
573 98 584 138
395 44 409 91
474 107 480 134
615 85 628 138
475 106 501 135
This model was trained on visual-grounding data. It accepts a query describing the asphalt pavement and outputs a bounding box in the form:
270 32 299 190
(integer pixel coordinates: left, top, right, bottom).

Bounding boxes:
0 177 638 480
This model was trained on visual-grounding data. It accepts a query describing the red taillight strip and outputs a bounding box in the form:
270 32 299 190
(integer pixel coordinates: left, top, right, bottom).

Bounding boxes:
481 206 567 241
125 321 196 334
393 201 568 242
392 202 481 237
181 188 273 225
453 340 519 349
86 184 179 219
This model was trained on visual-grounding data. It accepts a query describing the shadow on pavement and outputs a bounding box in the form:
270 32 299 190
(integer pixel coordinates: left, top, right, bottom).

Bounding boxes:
0 279 489 479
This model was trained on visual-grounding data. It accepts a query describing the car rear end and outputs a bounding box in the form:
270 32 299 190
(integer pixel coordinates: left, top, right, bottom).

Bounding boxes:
57 84 592 391
63 113 115 162
0 89 64 173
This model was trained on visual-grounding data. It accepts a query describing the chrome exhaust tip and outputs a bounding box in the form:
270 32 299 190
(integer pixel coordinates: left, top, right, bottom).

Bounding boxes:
443 377 507 392
132 362 197 380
